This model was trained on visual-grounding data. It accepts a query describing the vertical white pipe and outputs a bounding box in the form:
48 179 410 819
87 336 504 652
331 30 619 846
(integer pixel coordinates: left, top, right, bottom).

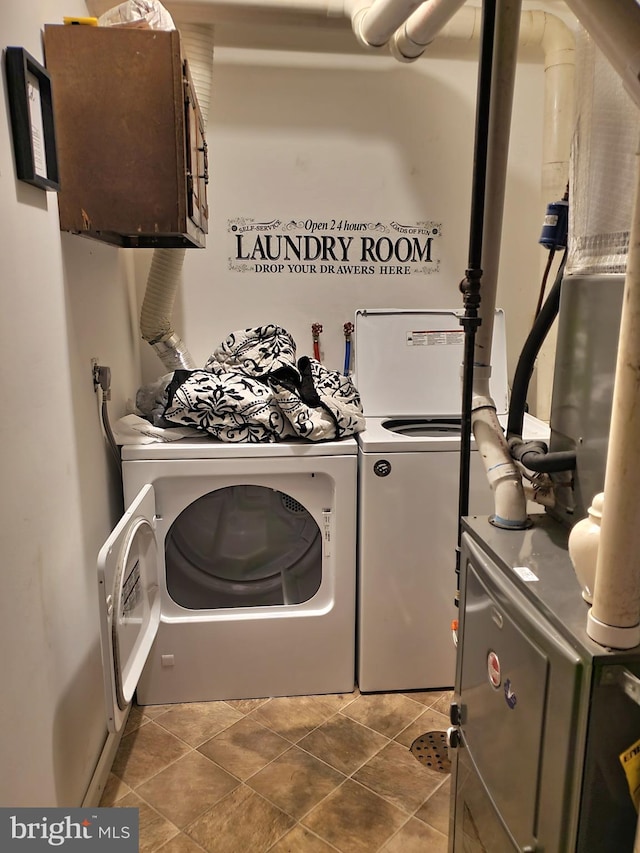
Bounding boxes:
528 13 575 203
474 0 522 364
470 0 528 529
586 157 640 650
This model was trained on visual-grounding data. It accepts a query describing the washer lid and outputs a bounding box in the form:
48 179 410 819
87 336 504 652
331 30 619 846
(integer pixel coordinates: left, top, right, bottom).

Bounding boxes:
353 309 508 418
358 417 471 453
97 484 160 734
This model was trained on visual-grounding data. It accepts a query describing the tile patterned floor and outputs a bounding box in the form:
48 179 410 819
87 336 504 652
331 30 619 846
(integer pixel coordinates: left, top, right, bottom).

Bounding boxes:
101 689 453 852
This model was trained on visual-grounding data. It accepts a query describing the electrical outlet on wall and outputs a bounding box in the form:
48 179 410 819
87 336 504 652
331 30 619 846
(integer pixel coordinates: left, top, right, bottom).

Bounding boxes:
92 361 112 399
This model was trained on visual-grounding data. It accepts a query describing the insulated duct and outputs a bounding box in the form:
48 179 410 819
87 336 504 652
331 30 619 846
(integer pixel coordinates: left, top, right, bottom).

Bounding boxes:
564 0 640 110
139 23 215 371
567 30 640 277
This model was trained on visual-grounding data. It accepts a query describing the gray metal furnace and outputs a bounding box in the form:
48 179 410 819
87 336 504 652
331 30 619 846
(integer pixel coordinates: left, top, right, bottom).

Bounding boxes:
448 514 640 852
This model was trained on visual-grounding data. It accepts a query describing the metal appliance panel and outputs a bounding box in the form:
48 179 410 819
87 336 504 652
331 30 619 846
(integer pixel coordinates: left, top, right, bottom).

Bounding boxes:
548 274 624 524
459 552 549 850
452 747 519 852
357 448 493 692
451 517 640 853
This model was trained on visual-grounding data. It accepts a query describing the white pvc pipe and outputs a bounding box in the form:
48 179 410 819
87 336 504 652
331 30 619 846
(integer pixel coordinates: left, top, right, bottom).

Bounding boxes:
89 0 339 20
390 0 467 62
474 0 522 366
473 403 528 526
586 157 640 650
521 12 575 202
467 0 529 529
351 0 424 48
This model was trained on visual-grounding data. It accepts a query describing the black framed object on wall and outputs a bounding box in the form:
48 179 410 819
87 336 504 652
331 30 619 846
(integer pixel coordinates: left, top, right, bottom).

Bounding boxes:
5 46 60 191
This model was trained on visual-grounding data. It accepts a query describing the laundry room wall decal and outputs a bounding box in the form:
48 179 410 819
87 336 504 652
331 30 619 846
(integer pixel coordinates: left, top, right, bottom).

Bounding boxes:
227 217 442 276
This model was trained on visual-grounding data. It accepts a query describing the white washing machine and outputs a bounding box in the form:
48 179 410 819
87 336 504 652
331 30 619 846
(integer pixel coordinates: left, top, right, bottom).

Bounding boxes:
355 308 549 693
97 436 357 732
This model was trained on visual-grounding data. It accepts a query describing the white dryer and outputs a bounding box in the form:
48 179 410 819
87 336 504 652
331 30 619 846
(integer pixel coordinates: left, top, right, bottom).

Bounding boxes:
97 437 357 732
355 308 548 693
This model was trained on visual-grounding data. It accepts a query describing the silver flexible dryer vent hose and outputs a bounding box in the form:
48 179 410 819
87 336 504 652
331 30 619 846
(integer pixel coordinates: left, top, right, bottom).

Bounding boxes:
139 23 215 371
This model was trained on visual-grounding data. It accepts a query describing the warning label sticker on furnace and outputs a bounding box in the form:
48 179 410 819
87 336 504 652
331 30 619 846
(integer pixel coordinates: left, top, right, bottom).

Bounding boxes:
620 736 640 811
407 330 464 346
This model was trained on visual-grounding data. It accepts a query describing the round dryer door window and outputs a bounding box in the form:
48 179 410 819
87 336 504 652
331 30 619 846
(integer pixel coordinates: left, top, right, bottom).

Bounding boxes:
165 485 322 609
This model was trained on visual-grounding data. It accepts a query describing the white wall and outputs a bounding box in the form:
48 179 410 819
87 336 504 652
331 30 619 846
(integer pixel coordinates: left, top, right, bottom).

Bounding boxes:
139 20 546 404
0 2 140 805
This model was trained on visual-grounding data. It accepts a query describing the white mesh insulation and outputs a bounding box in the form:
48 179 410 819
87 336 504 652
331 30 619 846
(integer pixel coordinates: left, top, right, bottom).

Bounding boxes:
567 29 640 275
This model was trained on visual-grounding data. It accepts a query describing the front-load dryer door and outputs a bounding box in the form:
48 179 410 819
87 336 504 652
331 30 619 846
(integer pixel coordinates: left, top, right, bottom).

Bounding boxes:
97 484 160 733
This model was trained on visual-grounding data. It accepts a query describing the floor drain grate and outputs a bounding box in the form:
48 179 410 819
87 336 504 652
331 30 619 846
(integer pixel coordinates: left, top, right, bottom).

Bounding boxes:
410 730 451 773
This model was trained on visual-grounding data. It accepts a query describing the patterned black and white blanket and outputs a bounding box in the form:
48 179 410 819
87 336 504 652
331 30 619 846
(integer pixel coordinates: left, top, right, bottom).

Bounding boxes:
158 325 365 443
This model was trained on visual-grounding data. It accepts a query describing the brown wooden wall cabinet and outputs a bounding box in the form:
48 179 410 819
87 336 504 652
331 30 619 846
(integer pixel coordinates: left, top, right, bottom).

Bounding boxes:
43 25 208 248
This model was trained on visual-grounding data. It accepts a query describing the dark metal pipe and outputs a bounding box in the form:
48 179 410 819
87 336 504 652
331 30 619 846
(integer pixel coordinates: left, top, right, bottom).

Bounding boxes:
507 250 567 439
466 0 497 272
509 438 576 473
456 0 498 596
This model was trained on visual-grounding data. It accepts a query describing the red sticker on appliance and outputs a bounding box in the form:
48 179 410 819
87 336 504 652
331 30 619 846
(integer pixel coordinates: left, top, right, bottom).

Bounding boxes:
487 651 501 688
